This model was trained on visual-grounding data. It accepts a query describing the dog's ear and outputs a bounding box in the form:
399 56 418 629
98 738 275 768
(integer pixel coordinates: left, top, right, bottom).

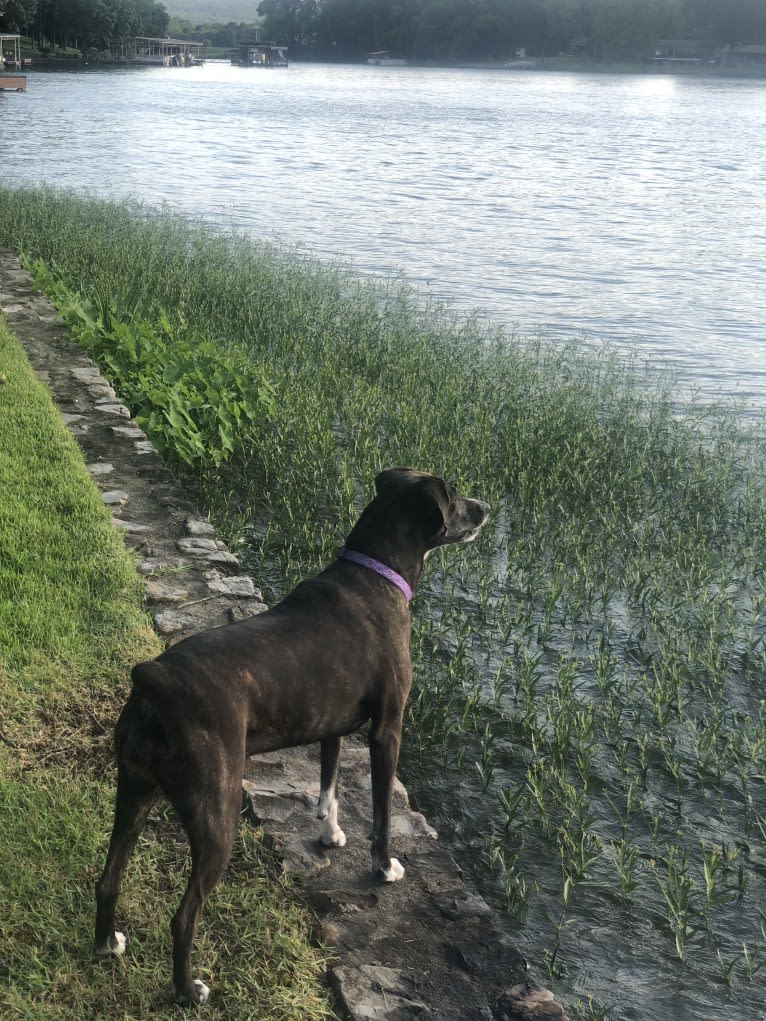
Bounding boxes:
417 475 452 534
374 467 421 495
408 471 455 543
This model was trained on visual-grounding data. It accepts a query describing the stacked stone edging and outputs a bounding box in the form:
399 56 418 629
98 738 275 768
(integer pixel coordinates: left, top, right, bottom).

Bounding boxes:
1 248 568 1021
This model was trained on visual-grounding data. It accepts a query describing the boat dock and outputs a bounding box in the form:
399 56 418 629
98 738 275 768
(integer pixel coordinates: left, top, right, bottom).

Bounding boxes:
231 42 288 67
0 34 27 90
118 36 204 67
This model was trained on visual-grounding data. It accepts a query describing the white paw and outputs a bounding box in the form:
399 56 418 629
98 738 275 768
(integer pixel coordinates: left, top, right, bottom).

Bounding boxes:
319 824 347 848
193 979 210 1004
175 979 210 1005
96 931 126 956
381 858 405 883
318 795 345 847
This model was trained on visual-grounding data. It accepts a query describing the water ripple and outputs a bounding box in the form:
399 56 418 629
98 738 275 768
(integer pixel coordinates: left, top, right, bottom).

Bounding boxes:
2 63 765 415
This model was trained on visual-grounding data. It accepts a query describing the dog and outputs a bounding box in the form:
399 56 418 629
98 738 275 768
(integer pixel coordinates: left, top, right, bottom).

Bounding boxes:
94 467 489 1005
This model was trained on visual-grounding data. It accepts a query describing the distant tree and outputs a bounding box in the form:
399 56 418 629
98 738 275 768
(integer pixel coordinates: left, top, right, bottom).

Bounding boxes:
692 0 766 46
25 0 168 51
312 0 417 59
499 0 548 57
414 0 489 61
53 0 115 47
0 0 39 33
258 0 321 55
136 0 169 37
589 0 682 60
17 0 762 61
543 0 587 53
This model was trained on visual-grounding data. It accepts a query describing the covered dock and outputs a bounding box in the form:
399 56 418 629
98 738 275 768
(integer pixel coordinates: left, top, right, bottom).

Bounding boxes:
0 34 27 90
231 42 288 67
131 37 204 66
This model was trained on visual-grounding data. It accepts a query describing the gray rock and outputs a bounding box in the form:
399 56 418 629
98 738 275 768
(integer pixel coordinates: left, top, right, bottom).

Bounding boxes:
494 983 568 1021
153 610 198 634
94 401 131 417
71 366 104 382
101 490 128 506
144 577 191 604
111 518 148 533
329 965 430 1020
111 424 146 439
205 574 257 598
185 517 216 537
229 603 268 621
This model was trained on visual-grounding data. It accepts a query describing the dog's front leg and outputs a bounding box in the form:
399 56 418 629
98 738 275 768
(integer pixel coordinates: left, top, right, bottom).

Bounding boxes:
369 725 405 882
317 735 346 848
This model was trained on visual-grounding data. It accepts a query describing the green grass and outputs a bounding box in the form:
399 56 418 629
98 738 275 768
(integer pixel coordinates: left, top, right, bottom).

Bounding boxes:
0 776 333 1021
0 317 333 1020
1 184 765 1018
0 318 157 744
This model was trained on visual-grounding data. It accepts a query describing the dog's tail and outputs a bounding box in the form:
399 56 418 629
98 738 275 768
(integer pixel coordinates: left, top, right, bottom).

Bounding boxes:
131 658 172 696
129 660 182 729
114 660 177 776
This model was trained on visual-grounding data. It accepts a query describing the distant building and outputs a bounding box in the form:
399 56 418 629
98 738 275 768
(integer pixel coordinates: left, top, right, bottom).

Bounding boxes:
719 44 766 68
0 33 23 69
110 37 204 67
231 42 288 67
655 40 701 59
650 39 703 72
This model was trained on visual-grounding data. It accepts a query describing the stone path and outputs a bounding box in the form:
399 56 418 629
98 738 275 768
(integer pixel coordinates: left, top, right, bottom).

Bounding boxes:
0 247 568 1021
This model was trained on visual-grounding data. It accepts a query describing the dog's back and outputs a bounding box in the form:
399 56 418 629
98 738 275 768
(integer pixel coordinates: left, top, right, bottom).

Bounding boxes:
125 560 412 764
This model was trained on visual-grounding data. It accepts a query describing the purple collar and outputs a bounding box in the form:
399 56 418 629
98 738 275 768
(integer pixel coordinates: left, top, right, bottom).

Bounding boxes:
338 547 413 603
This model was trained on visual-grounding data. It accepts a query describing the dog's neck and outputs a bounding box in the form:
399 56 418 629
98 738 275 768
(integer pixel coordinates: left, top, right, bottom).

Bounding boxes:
338 547 413 603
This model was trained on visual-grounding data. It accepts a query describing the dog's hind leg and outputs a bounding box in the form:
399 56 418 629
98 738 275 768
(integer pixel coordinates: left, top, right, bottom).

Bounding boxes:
95 765 158 957
169 774 242 1005
317 736 346 848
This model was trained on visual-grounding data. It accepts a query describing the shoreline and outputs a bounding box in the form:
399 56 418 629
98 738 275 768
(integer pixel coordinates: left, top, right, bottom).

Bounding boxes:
14 52 766 80
0 245 568 1020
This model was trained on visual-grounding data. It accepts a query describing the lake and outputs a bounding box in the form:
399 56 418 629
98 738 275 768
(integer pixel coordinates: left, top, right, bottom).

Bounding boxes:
3 61 766 1021
2 61 766 415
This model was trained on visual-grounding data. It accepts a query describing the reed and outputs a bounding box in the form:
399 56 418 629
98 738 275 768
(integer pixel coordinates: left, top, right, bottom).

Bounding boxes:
2 184 765 1017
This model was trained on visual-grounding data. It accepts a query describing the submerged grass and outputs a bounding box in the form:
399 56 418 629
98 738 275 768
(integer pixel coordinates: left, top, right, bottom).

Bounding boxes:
0 316 333 1020
1 184 765 1018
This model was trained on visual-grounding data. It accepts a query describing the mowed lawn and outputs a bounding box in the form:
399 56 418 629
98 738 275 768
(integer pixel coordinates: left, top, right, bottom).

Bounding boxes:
0 318 333 1021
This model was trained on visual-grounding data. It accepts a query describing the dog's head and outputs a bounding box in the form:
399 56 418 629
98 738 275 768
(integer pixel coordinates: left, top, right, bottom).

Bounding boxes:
374 468 490 553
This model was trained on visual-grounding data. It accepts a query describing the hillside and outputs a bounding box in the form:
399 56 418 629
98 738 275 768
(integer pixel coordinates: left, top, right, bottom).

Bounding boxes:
166 0 259 25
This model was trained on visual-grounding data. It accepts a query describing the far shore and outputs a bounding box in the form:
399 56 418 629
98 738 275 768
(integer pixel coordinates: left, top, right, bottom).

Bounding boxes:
14 49 766 80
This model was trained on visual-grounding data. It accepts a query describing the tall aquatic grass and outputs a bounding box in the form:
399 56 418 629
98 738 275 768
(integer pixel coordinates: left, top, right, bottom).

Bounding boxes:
2 185 765 1019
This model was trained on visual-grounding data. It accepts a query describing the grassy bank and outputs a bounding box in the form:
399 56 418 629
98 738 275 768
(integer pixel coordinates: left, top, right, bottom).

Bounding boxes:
0 316 333 1020
1 185 765 1020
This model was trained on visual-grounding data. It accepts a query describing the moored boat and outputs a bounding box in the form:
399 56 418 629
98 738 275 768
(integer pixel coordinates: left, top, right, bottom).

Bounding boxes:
231 42 288 67
367 51 407 66
0 73 26 91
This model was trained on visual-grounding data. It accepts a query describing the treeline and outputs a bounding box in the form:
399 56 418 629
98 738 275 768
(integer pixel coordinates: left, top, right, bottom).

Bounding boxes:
1 0 168 51
2 0 765 60
257 0 766 62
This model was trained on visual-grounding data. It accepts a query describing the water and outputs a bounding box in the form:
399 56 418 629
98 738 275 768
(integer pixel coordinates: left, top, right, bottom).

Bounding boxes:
2 62 766 413
3 63 766 1020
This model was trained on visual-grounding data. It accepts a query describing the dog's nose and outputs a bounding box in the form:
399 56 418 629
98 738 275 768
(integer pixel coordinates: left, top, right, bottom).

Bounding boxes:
472 500 490 524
